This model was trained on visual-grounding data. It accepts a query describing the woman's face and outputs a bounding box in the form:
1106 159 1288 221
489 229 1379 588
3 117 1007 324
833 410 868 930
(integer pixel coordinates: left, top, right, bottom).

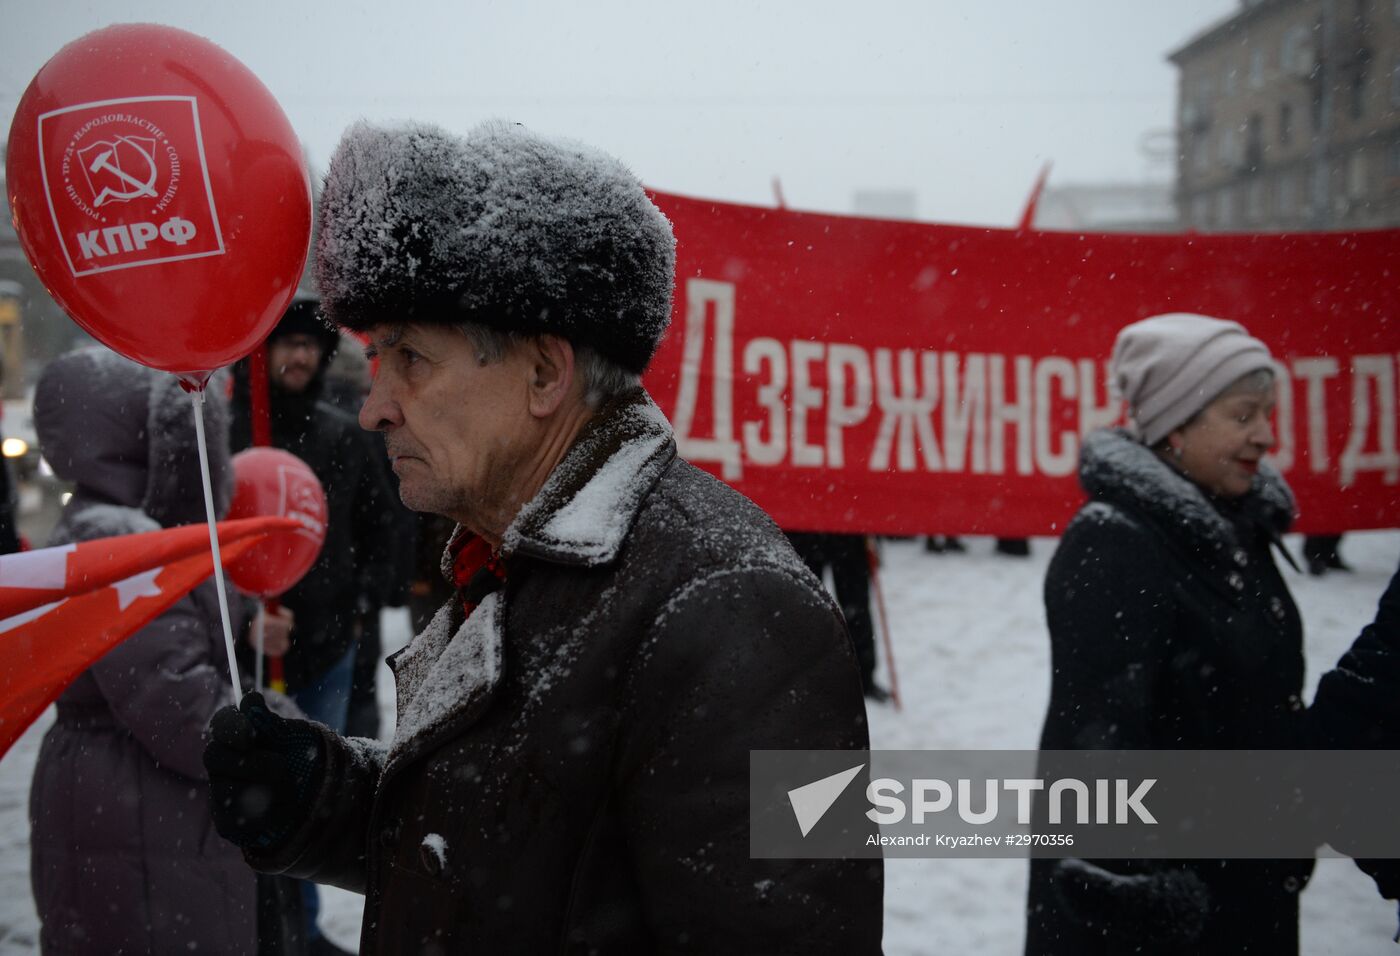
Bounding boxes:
1168 373 1277 498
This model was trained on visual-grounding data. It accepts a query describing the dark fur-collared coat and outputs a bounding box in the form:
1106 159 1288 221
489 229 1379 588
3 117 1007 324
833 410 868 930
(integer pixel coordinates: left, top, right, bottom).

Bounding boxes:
247 389 884 953
1025 428 1314 955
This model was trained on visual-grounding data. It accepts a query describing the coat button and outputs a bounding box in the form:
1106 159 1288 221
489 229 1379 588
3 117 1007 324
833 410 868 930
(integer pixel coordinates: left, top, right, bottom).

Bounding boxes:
1283 875 1301 893
1233 549 1248 568
1227 572 1244 591
420 836 448 878
380 822 399 850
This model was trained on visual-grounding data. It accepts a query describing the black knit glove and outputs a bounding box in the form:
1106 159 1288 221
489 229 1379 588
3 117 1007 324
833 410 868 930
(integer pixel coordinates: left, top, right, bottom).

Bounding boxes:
203 692 325 851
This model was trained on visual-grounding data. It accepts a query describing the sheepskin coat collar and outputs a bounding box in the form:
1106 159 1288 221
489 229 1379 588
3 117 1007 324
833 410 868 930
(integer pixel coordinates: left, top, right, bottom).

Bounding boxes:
1079 427 1295 568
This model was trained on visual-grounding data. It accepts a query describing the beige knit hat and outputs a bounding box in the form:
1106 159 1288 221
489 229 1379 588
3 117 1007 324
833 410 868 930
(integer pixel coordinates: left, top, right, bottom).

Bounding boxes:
1110 313 1276 446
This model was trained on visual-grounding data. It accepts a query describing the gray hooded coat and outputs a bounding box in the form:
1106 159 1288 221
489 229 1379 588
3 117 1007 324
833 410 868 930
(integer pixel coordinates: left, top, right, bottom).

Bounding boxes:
28 349 258 955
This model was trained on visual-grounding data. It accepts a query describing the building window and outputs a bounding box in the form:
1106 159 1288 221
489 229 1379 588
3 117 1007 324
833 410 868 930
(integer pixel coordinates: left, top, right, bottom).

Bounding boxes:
1278 171 1299 215
1349 64 1369 120
1218 187 1238 228
1191 195 1211 226
1304 166 1327 215
1193 132 1212 173
1386 141 1400 177
1183 97 1211 131
1246 179 1267 221
1249 49 1266 89
1220 126 1238 166
1392 58 1400 107
1223 61 1237 96
1348 153 1367 197
1280 102 1294 146
1245 113 1264 169
1281 24 1312 76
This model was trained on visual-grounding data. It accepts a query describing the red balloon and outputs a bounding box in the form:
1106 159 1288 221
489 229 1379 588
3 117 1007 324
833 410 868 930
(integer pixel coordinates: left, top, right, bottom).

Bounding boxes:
225 448 326 598
5 23 311 385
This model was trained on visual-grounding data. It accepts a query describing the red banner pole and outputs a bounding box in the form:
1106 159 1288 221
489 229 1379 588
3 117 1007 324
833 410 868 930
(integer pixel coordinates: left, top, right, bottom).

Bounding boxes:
247 342 284 691
249 342 272 448
866 537 901 712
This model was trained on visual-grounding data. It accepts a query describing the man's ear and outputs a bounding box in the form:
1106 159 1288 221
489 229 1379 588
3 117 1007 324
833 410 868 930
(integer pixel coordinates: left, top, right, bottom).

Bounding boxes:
527 335 577 418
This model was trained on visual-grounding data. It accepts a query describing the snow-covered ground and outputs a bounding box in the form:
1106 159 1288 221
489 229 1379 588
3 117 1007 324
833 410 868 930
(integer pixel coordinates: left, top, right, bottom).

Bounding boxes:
865 531 1400 955
1 532 1397 954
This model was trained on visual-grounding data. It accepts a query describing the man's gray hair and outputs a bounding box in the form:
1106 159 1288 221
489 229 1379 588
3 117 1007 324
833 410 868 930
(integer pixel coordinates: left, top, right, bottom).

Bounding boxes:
457 321 640 407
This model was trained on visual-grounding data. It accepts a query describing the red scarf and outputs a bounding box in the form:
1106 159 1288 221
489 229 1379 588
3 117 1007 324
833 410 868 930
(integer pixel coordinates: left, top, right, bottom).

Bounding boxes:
447 529 507 617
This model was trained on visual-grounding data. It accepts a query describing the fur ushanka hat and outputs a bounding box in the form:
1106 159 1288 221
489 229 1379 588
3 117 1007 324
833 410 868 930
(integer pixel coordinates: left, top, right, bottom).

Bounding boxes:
315 120 676 375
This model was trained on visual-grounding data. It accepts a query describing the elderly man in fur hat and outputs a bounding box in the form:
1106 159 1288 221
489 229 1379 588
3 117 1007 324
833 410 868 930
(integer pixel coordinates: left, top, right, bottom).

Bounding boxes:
204 121 882 953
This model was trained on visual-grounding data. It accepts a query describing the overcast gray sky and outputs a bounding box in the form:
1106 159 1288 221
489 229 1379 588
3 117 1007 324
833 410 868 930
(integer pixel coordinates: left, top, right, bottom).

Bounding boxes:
2 0 1236 225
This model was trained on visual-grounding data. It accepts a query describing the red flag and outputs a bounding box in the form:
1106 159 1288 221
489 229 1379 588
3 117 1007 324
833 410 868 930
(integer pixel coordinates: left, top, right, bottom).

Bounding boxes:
0 516 298 759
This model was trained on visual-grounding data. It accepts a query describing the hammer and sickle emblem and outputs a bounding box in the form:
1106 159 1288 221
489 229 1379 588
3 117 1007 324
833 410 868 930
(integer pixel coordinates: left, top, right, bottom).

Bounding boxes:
77 135 159 207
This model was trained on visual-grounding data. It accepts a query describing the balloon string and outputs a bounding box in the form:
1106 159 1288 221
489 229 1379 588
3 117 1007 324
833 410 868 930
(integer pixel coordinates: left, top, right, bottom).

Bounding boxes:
190 389 242 694
253 603 265 693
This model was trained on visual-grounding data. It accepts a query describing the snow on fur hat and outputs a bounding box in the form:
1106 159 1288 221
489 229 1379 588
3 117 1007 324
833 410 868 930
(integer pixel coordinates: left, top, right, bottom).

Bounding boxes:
1110 313 1276 446
315 120 676 375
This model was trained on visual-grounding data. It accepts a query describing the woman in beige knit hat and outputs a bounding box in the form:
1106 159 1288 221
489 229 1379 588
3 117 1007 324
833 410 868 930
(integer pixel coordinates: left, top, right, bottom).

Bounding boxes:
1025 313 1312 955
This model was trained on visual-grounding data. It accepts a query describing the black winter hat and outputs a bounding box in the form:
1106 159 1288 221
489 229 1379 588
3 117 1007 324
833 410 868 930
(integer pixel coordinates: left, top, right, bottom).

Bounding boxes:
315 120 676 375
268 291 340 357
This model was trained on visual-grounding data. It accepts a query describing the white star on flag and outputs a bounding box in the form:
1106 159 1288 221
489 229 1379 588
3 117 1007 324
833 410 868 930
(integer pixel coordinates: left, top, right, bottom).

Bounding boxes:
112 567 164 611
0 543 75 590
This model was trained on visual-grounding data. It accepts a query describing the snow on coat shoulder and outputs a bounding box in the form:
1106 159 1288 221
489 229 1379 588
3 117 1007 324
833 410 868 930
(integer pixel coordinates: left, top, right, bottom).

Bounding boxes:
391 591 503 753
505 393 675 565
538 431 670 558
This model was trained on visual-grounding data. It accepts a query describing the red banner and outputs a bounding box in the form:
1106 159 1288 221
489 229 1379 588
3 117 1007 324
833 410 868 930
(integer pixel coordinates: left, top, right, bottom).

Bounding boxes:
642 191 1400 536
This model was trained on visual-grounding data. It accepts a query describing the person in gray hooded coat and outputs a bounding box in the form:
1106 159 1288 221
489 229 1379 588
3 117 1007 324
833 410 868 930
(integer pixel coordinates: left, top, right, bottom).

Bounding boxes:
29 349 278 955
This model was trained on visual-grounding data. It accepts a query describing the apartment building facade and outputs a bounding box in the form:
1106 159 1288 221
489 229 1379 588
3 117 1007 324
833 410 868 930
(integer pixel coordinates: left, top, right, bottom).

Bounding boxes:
1170 0 1400 230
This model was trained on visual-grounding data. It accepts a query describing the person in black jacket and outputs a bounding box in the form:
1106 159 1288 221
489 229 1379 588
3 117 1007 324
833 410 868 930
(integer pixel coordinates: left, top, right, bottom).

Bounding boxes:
1302 532 1350 575
1310 562 1400 928
785 531 889 701
0 349 22 555
0 448 20 555
1027 313 1312 955
1313 565 1400 750
231 298 397 711
319 332 417 741
230 296 397 956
